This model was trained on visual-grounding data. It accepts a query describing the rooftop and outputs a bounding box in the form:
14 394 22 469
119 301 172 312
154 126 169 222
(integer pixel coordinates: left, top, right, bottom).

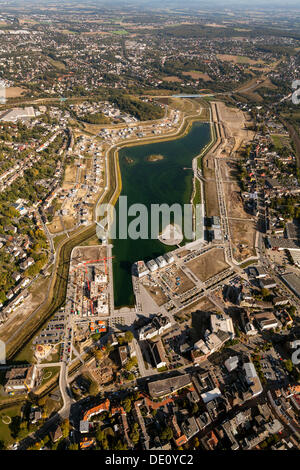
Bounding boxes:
148 373 192 398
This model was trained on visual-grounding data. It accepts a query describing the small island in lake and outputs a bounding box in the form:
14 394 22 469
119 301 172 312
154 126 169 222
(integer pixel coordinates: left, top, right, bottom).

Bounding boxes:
146 154 164 162
124 156 134 165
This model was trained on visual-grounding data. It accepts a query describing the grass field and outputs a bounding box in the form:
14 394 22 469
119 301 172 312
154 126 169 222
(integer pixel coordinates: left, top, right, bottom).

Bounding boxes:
40 366 60 387
46 56 66 70
0 403 23 447
217 54 263 65
12 340 34 364
193 179 202 206
271 134 291 151
53 233 67 250
182 71 211 81
112 29 128 35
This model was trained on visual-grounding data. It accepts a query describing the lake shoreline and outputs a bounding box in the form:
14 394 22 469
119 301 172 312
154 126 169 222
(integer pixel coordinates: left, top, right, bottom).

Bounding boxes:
113 119 211 307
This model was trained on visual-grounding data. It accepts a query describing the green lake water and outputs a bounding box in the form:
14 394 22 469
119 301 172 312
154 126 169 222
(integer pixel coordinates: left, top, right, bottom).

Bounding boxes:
112 121 211 307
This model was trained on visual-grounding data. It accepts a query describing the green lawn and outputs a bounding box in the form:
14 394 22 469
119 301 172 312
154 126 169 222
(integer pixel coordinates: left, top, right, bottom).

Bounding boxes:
40 366 60 386
271 134 291 151
11 341 34 365
193 179 202 206
271 134 285 150
0 403 23 448
53 234 67 250
239 259 258 269
112 29 128 35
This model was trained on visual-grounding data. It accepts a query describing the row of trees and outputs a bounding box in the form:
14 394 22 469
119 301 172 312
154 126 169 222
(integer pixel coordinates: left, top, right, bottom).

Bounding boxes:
109 92 164 121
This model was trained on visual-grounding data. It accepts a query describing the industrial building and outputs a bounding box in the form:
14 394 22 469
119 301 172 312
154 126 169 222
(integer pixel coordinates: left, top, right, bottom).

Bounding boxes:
0 106 36 122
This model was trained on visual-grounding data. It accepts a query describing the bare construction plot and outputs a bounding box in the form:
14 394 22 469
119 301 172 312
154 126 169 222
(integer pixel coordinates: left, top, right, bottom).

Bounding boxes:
186 248 229 282
216 101 254 152
143 283 169 307
71 245 107 267
0 276 50 345
230 219 256 262
211 102 256 262
223 180 252 219
174 296 216 323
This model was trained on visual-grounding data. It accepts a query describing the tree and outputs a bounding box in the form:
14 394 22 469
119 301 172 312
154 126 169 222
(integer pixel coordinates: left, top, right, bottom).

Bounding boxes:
118 336 125 346
124 331 134 343
191 403 199 415
160 426 173 442
261 288 270 299
122 397 132 413
96 428 105 443
193 437 200 448
288 305 296 316
94 349 104 361
284 359 293 373
125 357 138 371
89 381 99 396
28 442 42 450
61 418 70 439
130 423 140 445
68 443 78 450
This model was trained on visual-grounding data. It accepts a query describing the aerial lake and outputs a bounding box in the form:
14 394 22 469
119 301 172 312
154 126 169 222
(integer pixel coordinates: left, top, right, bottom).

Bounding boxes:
113 121 211 307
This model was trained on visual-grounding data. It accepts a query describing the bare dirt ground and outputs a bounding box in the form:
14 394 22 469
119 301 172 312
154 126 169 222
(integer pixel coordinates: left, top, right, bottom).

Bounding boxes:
222 177 255 221
71 245 107 267
5 87 27 98
224 183 249 219
219 157 237 180
48 160 80 234
202 153 219 217
216 54 263 65
213 102 256 260
159 265 195 295
202 101 253 224
63 215 76 230
0 277 50 343
144 284 168 307
48 216 64 234
162 76 182 83
216 101 254 151
186 248 229 282
175 297 216 323
62 164 77 190
203 100 250 218
230 219 257 262
182 71 212 81
175 268 195 294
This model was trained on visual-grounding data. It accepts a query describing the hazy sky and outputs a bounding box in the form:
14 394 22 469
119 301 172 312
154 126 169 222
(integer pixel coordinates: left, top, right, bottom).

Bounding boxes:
3 0 300 13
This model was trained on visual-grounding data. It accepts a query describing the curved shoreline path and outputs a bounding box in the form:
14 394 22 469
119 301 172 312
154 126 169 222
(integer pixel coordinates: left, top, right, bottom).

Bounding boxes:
112 120 211 307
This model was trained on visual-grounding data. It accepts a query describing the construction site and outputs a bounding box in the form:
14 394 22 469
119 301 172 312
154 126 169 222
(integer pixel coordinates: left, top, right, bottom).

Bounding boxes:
66 245 113 320
48 134 105 235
